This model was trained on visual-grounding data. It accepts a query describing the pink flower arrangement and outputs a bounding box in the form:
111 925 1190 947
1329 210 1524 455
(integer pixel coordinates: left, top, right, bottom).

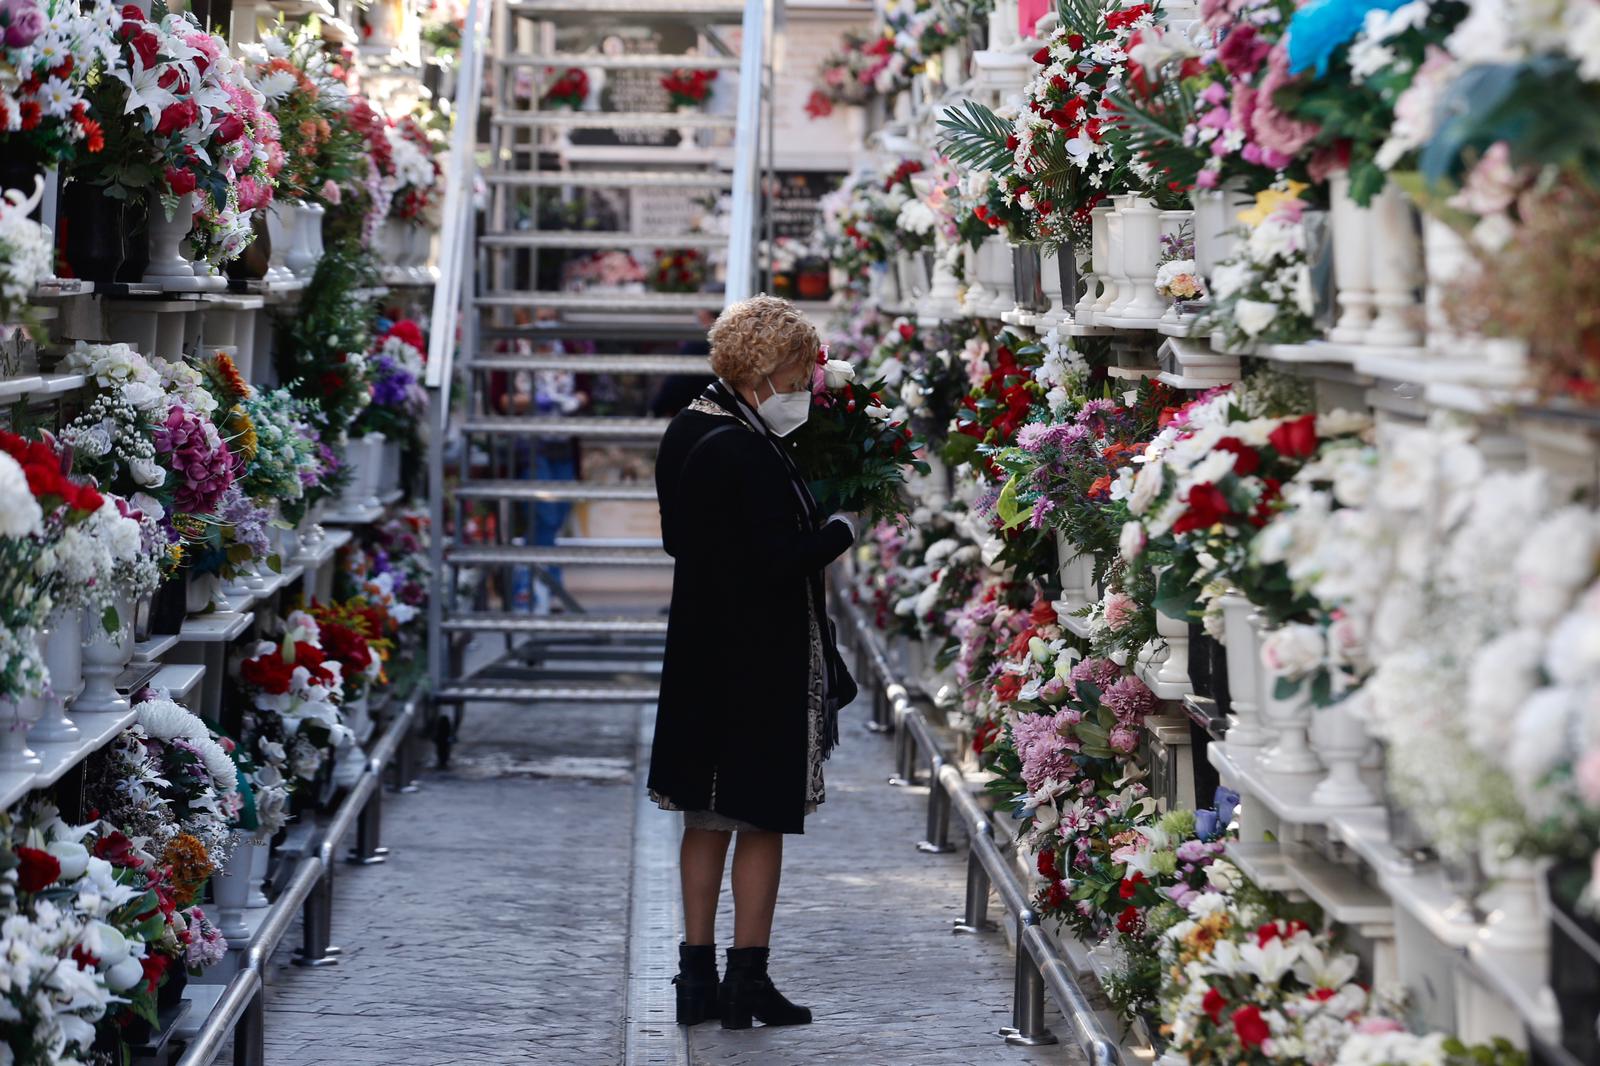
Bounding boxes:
153 405 235 515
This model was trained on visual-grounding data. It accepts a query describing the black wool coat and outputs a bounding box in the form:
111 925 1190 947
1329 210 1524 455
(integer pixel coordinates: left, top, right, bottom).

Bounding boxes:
646 387 855 834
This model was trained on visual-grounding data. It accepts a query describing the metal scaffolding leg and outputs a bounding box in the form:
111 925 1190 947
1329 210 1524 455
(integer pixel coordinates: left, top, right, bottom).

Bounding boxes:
952 848 995 935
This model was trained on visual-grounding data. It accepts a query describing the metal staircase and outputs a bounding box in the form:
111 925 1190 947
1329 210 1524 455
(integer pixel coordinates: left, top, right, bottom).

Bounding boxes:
423 0 774 754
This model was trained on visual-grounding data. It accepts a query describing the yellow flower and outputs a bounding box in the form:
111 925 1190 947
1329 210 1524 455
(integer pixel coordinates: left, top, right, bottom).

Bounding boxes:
1237 181 1308 227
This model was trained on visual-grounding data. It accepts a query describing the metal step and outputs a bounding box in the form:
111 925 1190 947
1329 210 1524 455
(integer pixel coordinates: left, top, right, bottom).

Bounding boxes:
492 111 737 130
476 292 724 312
434 682 661 703
478 231 724 250
442 614 669 635
466 354 710 375
480 321 709 342
460 415 668 439
454 480 657 502
501 53 742 71
506 0 745 22
484 170 733 189
447 544 671 567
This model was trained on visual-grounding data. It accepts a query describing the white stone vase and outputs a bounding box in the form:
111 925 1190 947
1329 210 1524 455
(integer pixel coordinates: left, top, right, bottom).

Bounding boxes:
285 202 318 277
1218 594 1271 747
77 599 134 716
264 204 295 282
1256 628 1323 775
305 202 328 275
917 248 963 324
209 829 257 942
1118 197 1168 320
1080 205 1112 319
1055 532 1092 614
0 694 44 770
1100 199 1132 316
984 236 1015 317
144 191 203 290
1365 181 1424 348
1038 247 1065 328
1309 701 1376 805
959 244 991 317
1327 169 1375 344
30 607 83 744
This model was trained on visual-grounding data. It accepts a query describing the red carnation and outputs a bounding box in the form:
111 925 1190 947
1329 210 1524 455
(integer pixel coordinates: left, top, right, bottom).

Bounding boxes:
993 674 1023 702
15 846 61 892
1115 905 1141 933
973 719 1000 754
1037 848 1059 881
240 652 294 695
1045 880 1069 909
1267 413 1317 459
1231 1005 1270 1048
1118 871 1147 899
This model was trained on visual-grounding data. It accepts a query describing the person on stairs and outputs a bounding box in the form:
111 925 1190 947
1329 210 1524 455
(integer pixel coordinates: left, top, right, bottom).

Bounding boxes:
646 294 857 1031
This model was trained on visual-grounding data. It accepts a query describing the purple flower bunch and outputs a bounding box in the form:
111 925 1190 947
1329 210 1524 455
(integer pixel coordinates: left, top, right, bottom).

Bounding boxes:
369 354 422 410
216 484 271 560
153 404 235 515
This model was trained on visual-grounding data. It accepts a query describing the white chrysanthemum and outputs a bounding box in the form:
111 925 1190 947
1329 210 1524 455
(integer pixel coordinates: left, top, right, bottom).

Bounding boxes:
135 697 209 741
190 735 238 792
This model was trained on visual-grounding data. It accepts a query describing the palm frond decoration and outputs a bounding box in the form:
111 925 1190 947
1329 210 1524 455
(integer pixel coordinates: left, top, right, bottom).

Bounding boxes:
936 100 1015 173
1056 0 1108 39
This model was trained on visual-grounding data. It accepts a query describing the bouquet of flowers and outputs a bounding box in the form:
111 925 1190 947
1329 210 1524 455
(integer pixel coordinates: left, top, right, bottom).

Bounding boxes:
385 113 443 225
236 610 352 791
1197 183 1322 349
806 32 892 118
242 21 353 203
650 248 706 293
0 0 109 166
0 180 55 331
274 246 376 436
0 430 104 700
784 354 929 523
540 67 588 109
660 68 717 108
308 598 389 701
945 331 1042 478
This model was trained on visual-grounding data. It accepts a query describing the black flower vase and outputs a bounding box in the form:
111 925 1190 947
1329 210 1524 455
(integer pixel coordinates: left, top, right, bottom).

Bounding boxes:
157 966 188 1012
148 573 188 635
58 180 149 283
227 209 271 280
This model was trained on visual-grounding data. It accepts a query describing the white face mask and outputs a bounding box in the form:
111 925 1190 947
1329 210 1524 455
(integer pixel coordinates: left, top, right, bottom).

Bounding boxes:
756 373 811 437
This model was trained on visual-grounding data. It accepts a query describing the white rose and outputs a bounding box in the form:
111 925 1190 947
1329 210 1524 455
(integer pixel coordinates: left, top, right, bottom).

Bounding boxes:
1119 521 1146 562
1129 460 1164 515
106 955 146 992
48 841 90 880
1233 298 1279 337
1259 622 1326 679
1206 860 1242 893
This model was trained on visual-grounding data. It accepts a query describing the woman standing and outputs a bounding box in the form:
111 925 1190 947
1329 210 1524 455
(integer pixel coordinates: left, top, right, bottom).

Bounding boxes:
647 294 857 1031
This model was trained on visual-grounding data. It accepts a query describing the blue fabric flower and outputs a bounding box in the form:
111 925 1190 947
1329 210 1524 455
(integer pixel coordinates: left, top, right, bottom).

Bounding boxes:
1287 0 1411 76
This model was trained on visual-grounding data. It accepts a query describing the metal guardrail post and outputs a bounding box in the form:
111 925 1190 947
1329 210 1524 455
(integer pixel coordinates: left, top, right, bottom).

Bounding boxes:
1001 916 1059 1046
233 985 264 1066
291 866 339 967
918 750 953 853
952 847 994 934
887 702 918 786
348 783 389 865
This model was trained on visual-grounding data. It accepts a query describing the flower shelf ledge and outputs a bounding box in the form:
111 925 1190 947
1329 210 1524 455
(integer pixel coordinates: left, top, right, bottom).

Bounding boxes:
1208 740 1385 827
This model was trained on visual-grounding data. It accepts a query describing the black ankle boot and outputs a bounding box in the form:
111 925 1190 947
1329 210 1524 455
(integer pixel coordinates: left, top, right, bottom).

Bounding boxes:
672 943 720 1025
718 946 812 1030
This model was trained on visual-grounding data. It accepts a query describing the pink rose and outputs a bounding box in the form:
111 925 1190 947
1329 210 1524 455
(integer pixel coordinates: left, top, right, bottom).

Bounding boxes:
321 179 342 205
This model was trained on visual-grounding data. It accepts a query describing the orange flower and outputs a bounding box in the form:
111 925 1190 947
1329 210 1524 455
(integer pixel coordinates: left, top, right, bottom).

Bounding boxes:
161 834 214 908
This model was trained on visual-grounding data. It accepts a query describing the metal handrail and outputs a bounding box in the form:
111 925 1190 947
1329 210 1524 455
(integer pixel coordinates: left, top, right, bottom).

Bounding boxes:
838 599 1125 1066
722 0 770 303
175 695 420 1066
423 0 487 392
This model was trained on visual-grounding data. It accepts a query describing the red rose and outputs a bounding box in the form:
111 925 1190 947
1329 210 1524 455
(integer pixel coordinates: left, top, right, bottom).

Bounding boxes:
163 166 196 195
1213 436 1260 475
1115 905 1141 933
1037 848 1059 880
130 30 159 67
1066 33 1084 49
1267 413 1317 459
1231 1005 1270 1048
1031 46 1051 64
973 719 1000 754
1171 482 1231 535
1005 133 1019 150
1118 871 1146 899
215 113 246 143
240 652 293 695
94 830 140 868
15 846 61 892
993 675 1022 702
897 322 914 341
1045 880 1069 909
1202 987 1228 1024
1250 477 1283 527
155 100 196 136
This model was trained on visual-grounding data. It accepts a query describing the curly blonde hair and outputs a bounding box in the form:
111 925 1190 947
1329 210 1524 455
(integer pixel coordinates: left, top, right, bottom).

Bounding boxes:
707 294 820 386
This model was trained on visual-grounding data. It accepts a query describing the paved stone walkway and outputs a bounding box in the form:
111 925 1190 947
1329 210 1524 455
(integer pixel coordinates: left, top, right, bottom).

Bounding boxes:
220 649 1082 1066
